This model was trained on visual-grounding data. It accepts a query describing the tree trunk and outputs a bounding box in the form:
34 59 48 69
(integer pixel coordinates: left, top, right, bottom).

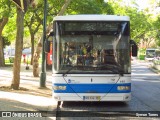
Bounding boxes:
11 8 24 90
0 36 4 66
32 0 72 77
33 38 42 77
30 33 34 65
0 17 8 67
57 0 72 16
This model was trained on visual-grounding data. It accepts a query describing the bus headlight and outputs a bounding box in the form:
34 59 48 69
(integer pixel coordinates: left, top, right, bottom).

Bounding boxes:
117 86 131 90
53 86 66 90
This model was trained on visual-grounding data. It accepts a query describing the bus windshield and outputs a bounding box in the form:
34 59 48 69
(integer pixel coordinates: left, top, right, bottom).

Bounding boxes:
53 21 130 74
146 49 155 58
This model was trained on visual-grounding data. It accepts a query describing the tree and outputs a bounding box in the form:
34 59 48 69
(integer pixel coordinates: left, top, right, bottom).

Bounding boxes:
25 3 43 65
3 12 17 46
11 0 34 90
2 36 11 48
153 15 160 47
0 18 8 66
0 0 11 66
11 7 25 89
33 0 72 77
107 0 157 48
66 0 114 14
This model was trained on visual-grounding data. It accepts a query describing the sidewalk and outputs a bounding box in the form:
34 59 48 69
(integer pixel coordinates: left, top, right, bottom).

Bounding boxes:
0 64 57 120
132 59 160 75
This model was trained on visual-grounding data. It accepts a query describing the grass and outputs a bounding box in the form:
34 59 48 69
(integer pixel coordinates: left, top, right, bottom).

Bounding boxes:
139 55 145 60
153 59 160 65
5 57 42 65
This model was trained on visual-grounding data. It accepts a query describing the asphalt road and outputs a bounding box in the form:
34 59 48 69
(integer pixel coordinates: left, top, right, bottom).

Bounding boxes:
0 61 160 120
56 60 160 119
131 61 160 111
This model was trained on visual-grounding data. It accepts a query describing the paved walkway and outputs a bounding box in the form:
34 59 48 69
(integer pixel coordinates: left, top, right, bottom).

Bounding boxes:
0 64 57 120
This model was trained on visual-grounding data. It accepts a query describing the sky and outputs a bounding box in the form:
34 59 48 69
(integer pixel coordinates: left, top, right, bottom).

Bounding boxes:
104 0 160 14
104 0 151 9
122 0 151 10
135 0 150 9
132 0 160 14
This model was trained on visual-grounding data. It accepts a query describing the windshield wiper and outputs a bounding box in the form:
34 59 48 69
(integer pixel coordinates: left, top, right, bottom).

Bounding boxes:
98 64 124 76
62 65 79 76
62 64 124 76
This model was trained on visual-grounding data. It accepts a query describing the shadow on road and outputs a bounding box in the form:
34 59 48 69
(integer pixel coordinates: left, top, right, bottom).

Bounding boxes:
62 101 128 109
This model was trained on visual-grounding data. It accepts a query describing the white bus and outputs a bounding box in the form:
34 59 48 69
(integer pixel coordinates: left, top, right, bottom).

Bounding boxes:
46 15 137 103
145 48 156 61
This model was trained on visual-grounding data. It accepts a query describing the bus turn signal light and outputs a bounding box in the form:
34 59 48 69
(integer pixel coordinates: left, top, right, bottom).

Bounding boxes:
117 86 130 90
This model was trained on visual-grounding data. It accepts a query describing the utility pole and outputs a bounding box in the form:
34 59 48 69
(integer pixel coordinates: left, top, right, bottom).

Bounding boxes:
40 0 47 87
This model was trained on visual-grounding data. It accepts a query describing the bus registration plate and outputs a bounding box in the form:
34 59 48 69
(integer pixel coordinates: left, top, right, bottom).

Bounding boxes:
83 96 101 101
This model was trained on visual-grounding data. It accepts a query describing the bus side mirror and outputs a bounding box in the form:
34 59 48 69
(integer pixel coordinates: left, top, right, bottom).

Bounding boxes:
130 40 138 57
45 31 54 53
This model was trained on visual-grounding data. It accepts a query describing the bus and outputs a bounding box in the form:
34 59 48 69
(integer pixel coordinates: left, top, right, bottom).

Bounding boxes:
145 48 156 61
46 42 52 69
46 15 137 103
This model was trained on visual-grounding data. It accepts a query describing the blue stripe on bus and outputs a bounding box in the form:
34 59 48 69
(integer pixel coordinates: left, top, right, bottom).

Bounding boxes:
53 83 131 93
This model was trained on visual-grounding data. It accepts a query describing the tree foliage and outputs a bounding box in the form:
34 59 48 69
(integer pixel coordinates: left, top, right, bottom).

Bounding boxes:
0 0 10 18
1 0 160 52
2 36 11 48
0 0 11 66
0 0 160 89
107 0 159 48
153 15 160 46
66 0 114 14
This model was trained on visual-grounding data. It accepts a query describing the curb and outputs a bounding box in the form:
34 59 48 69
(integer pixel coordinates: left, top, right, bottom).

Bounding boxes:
148 65 160 75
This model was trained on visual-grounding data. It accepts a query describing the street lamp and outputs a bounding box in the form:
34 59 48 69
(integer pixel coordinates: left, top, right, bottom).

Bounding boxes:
40 0 47 87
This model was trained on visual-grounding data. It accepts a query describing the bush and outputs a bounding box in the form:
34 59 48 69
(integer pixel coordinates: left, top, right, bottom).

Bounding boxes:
139 55 145 60
9 57 14 63
138 48 146 60
153 60 160 65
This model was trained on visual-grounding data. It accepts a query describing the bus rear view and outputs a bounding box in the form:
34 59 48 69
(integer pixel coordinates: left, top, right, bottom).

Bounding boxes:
50 15 136 102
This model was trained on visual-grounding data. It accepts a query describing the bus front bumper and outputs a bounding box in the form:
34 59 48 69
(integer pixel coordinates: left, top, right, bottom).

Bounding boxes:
52 93 131 102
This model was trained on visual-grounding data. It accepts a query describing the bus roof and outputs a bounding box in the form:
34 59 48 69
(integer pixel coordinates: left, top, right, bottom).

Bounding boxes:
53 15 130 21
